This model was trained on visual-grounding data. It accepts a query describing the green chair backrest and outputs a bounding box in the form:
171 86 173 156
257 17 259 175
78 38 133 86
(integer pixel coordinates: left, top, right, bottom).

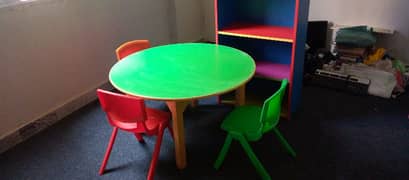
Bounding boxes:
259 79 288 133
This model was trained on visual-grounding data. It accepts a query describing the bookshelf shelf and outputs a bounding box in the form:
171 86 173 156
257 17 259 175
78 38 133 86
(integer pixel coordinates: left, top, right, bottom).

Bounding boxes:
215 0 310 115
255 61 291 80
218 24 294 43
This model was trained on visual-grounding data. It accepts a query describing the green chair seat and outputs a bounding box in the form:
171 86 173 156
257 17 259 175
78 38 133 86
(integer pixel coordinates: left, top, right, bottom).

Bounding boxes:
221 105 263 141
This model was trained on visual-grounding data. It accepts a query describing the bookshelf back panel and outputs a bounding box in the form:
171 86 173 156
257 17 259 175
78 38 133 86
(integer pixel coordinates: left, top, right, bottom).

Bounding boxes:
217 0 238 30
219 35 292 64
217 0 296 29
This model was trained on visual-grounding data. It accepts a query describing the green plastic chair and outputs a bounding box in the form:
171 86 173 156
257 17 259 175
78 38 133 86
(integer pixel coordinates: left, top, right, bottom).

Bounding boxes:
213 79 296 180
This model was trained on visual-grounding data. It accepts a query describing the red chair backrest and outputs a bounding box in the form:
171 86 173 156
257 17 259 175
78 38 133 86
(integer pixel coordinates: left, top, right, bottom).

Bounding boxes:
116 40 151 60
97 89 147 130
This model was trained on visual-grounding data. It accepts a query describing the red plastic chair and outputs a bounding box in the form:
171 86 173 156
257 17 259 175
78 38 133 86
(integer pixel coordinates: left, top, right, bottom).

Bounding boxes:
97 89 173 180
116 40 151 61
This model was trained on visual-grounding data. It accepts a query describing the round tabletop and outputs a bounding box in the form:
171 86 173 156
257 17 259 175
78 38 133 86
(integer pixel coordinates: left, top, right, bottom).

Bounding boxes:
109 43 255 100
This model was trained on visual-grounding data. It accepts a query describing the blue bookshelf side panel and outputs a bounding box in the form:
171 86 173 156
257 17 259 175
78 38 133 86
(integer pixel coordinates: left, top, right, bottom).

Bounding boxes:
291 0 310 112
219 35 292 64
236 0 295 27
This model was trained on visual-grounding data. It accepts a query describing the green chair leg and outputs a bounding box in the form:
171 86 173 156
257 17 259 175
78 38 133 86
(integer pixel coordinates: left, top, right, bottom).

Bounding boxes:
214 134 233 170
237 136 271 180
272 127 296 157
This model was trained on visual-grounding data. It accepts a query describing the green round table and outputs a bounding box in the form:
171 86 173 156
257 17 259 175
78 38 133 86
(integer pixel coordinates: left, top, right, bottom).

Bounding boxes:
109 43 255 169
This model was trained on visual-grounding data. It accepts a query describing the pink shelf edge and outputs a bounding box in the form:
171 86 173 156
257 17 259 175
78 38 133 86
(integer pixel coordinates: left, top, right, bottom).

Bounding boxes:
255 61 291 80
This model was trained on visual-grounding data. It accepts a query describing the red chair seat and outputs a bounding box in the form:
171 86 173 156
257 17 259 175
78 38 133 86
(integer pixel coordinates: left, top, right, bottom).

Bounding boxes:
109 108 170 132
97 89 173 180
145 108 171 131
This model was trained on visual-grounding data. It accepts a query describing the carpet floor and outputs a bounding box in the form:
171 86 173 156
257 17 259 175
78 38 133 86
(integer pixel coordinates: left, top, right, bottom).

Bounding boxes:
1 85 408 180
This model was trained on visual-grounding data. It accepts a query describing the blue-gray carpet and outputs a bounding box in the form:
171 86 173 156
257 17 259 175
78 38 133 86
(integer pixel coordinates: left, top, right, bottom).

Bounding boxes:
1 85 409 180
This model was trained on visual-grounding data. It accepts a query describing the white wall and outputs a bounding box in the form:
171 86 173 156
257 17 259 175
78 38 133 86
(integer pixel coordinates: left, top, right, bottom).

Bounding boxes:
202 0 215 42
0 0 174 137
172 0 203 42
309 0 409 63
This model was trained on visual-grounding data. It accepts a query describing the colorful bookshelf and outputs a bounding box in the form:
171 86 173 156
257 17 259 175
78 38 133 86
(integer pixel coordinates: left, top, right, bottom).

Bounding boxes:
215 0 310 114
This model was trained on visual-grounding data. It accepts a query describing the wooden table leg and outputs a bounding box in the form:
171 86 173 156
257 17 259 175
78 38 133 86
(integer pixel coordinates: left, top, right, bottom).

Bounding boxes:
191 99 199 108
165 100 189 169
235 84 246 106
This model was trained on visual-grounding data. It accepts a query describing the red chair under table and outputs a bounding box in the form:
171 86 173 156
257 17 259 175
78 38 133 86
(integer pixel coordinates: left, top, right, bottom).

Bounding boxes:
97 89 173 180
116 39 151 61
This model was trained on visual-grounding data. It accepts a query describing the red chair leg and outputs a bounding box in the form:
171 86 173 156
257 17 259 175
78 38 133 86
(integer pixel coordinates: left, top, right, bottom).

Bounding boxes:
99 127 118 175
134 133 145 143
147 126 165 180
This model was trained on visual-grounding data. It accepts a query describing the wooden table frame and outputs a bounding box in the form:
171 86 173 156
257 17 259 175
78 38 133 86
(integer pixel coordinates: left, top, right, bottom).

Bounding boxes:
109 43 255 170
165 85 246 169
